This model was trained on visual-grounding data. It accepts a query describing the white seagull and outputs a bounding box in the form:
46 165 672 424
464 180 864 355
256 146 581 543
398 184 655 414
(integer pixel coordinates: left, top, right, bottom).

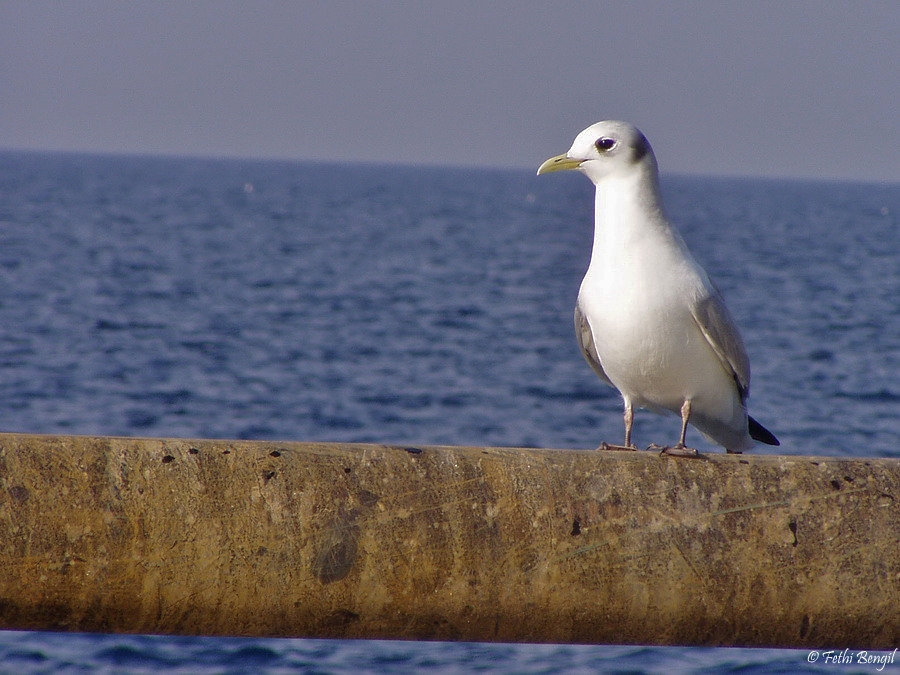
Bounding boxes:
537 121 778 456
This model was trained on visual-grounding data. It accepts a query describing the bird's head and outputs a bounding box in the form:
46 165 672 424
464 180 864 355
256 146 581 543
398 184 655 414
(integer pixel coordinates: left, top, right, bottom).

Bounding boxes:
537 120 656 184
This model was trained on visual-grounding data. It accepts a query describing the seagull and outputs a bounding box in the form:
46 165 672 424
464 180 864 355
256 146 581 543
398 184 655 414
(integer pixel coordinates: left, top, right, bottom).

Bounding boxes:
537 121 778 456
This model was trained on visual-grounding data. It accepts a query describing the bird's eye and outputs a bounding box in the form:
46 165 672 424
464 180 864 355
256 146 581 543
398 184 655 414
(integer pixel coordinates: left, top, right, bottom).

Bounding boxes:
595 137 616 152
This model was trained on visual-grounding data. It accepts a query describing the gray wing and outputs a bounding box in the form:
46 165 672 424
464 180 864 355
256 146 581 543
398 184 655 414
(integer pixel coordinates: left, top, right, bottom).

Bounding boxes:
690 291 751 402
574 303 614 387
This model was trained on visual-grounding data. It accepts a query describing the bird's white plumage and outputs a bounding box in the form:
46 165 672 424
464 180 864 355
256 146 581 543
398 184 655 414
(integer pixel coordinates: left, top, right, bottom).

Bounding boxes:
538 120 777 452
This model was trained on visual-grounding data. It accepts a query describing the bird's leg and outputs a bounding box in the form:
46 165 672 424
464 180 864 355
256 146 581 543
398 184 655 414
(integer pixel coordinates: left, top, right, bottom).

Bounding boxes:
624 401 634 446
596 401 637 451
657 399 700 457
678 399 690 445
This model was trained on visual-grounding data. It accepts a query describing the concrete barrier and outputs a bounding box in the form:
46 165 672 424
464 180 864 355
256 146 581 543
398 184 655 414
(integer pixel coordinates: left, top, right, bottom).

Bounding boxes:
0 433 896 647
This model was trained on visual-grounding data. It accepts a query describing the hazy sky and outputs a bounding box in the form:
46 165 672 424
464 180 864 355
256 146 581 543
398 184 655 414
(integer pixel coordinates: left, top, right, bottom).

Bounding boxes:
2 1 898 182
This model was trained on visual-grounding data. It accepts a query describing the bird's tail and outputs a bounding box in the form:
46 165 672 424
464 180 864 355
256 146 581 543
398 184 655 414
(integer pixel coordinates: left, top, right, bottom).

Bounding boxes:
749 416 779 446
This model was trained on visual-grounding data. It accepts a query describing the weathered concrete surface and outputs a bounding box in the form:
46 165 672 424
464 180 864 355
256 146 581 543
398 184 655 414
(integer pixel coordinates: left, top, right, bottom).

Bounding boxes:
0 432 897 648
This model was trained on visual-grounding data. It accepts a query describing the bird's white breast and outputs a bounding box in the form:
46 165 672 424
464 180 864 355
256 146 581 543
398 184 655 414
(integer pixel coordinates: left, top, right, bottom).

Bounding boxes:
578 188 737 417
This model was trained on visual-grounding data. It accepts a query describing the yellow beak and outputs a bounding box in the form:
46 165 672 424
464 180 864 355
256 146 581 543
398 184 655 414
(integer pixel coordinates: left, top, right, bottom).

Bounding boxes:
536 153 584 175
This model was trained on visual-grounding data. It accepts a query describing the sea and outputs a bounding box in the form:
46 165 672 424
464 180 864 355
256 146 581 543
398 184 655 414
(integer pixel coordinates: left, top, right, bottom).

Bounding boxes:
0 150 897 673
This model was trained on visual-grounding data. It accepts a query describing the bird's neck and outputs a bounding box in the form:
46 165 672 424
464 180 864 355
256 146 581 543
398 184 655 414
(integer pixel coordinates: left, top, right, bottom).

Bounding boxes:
590 168 667 261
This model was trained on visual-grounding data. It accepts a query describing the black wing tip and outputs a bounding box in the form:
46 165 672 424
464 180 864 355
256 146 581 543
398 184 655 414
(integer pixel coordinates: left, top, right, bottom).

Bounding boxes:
749 416 780 446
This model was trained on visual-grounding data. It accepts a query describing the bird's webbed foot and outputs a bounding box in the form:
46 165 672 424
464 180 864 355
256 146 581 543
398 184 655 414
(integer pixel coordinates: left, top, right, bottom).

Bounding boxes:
597 441 638 452
649 442 702 458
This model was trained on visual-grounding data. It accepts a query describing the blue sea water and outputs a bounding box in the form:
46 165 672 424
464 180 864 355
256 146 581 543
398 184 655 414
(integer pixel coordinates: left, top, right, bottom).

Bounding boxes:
0 150 898 673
